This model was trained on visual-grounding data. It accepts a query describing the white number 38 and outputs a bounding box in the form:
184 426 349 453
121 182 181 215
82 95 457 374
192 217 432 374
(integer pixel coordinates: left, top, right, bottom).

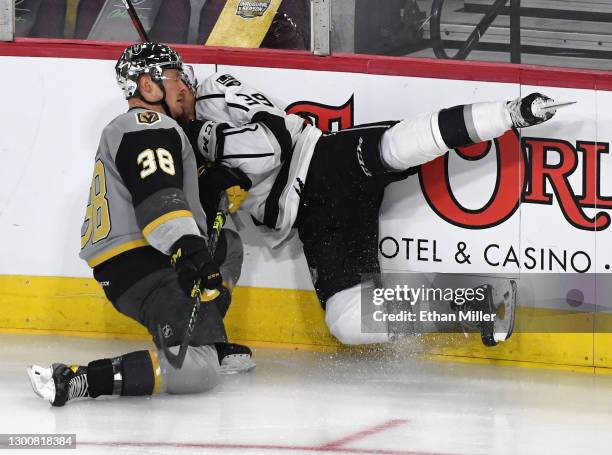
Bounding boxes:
137 148 176 178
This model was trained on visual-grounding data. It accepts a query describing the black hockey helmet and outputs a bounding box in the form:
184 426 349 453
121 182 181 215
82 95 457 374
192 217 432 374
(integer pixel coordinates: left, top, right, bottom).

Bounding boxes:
115 42 195 99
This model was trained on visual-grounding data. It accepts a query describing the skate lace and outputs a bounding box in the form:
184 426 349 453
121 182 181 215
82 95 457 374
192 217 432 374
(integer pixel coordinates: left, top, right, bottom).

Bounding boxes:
506 97 527 128
68 374 89 401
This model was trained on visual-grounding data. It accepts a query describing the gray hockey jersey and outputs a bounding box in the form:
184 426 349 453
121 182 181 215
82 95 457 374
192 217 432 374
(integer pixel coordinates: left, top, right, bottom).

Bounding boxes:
80 108 205 268
193 73 322 247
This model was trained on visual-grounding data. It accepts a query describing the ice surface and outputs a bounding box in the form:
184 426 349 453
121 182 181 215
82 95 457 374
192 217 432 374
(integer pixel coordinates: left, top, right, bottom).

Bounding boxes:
2 333 612 454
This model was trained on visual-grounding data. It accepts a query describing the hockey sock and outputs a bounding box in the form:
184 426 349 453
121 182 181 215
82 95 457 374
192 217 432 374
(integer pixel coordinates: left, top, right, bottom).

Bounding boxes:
380 101 512 171
87 350 161 398
86 359 113 398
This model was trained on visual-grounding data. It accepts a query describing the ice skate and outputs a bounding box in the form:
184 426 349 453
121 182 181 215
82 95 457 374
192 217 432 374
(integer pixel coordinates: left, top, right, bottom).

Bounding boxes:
506 92 568 128
215 342 256 374
27 363 88 407
490 279 517 344
454 280 517 347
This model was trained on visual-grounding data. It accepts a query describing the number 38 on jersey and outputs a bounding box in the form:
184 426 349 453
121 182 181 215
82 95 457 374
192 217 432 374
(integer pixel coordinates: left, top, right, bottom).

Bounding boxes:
137 148 175 178
80 160 111 248
80 148 177 248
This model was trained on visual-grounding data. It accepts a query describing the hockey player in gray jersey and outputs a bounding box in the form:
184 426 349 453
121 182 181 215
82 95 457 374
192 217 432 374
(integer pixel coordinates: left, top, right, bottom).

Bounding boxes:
180 63 562 347
27 43 253 408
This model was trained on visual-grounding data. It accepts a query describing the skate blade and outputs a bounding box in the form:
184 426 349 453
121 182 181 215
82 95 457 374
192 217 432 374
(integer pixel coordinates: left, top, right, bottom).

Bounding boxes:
493 280 517 343
26 365 56 403
219 355 256 375
544 100 576 109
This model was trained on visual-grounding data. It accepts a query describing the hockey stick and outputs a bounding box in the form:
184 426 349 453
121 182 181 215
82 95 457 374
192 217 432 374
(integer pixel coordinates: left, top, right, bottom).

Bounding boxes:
122 0 150 42
157 194 229 369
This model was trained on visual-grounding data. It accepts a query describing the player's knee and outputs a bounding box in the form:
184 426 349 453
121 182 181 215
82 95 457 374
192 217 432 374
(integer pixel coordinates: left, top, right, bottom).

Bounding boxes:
159 345 220 394
325 285 389 345
327 313 362 345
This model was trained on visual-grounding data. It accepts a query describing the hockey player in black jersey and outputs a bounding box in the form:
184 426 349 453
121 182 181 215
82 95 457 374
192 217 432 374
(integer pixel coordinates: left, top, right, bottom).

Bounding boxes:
27 43 254 408
177 51 562 347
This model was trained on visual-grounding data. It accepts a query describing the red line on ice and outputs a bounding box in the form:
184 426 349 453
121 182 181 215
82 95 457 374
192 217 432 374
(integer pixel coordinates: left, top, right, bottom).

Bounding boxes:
320 419 410 449
79 440 449 455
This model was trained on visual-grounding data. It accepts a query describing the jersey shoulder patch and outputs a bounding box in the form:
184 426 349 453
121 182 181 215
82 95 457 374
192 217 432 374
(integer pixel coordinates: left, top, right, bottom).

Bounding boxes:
136 111 161 125
216 74 241 87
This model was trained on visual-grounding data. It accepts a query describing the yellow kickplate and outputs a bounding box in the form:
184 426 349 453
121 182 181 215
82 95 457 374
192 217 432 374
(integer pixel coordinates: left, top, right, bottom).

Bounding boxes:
416 306 595 367
420 331 593 367
595 332 612 368
225 286 341 346
0 275 333 343
206 0 283 48
0 275 146 335
0 275 607 371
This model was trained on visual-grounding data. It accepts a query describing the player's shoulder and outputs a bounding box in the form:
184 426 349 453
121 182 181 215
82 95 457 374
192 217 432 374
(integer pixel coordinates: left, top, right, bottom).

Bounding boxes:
108 109 180 132
198 72 243 95
102 109 185 154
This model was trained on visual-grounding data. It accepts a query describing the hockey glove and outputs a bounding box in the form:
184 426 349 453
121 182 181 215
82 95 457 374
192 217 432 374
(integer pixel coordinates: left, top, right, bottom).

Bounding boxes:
170 235 223 296
199 165 252 214
506 92 558 128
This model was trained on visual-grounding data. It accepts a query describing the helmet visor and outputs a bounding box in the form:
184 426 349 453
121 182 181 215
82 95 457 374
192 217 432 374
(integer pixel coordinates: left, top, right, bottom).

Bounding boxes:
181 65 197 93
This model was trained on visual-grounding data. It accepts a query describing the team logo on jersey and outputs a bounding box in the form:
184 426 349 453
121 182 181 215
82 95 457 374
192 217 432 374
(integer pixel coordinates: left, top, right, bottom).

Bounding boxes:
216 74 241 87
136 111 161 125
161 324 173 339
236 0 271 18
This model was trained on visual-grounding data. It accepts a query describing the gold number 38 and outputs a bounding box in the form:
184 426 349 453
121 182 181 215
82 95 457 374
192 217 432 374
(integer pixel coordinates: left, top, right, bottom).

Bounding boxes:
137 148 175 178
80 160 111 248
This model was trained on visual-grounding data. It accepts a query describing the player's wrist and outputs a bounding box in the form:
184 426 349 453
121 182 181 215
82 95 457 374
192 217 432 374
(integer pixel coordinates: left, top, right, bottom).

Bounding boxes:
170 235 221 294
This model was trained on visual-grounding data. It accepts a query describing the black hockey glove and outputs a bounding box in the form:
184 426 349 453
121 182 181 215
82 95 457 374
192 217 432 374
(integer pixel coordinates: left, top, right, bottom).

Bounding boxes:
199 165 252 216
170 235 223 296
200 165 252 192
